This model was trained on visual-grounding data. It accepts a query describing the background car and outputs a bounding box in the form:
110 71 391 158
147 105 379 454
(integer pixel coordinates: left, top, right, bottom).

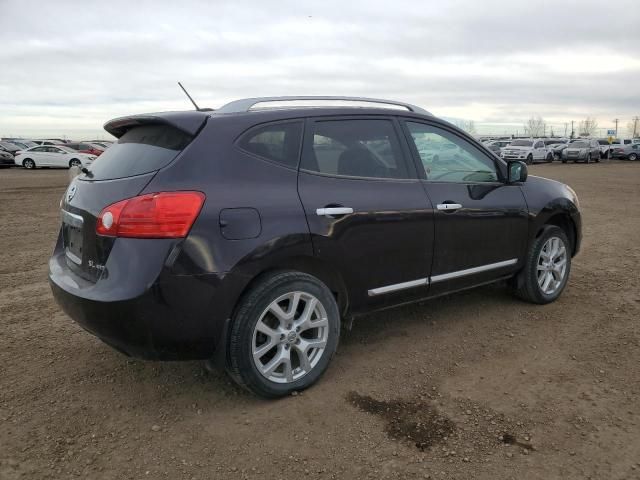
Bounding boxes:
64 142 105 156
0 150 14 167
562 139 601 163
501 138 553 164
611 143 639 161
14 145 96 169
544 138 569 160
0 141 20 157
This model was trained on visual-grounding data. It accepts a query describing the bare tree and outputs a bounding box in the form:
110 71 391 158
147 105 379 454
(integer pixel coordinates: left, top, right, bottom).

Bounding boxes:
578 117 598 137
454 119 477 135
523 116 546 137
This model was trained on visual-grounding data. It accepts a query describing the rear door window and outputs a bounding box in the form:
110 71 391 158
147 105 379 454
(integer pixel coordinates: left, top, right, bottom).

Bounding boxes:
85 124 192 180
301 119 411 179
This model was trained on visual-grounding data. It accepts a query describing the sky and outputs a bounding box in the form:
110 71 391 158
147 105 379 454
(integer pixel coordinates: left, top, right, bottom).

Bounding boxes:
1 0 639 139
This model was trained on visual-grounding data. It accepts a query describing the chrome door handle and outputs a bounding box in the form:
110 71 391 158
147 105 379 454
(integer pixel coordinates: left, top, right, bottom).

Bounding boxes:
436 203 462 211
316 207 353 216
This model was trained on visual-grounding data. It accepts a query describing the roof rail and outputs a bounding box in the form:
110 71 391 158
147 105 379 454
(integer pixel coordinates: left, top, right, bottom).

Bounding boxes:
215 96 431 115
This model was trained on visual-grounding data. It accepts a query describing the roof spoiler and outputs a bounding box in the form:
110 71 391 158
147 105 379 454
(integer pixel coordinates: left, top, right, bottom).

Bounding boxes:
104 111 210 138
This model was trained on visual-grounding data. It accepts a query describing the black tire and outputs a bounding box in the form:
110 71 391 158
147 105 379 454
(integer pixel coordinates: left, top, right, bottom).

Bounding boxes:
514 226 571 305
526 154 533 165
561 158 567 164
69 158 82 168
629 153 638 161
585 153 591 164
22 158 35 169
546 153 553 163
227 271 340 398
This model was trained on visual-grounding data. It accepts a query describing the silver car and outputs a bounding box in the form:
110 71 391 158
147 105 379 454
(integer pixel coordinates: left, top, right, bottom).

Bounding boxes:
562 139 601 163
611 143 639 161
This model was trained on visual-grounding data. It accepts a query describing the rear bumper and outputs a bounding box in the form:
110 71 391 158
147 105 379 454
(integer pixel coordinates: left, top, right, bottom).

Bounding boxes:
49 250 228 360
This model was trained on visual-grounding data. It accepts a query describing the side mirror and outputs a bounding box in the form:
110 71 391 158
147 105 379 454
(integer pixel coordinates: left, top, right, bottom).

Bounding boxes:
507 161 528 183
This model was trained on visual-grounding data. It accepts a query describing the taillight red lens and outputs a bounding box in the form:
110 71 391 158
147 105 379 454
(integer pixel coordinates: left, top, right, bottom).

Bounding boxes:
96 191 205 238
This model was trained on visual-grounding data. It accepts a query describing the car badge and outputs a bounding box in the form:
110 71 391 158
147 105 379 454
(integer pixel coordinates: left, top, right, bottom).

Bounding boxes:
66 184 77 202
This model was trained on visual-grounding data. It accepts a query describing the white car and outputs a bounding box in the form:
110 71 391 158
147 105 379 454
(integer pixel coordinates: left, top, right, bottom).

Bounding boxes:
14 145 96 170
500 138 553 164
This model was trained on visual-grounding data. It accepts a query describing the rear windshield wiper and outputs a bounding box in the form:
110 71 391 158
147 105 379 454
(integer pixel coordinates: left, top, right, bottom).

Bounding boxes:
81 167 94 178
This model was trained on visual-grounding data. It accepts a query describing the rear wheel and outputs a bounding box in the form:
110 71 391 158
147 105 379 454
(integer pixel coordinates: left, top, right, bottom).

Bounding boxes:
69 159 82 168
227 271 340 398
514 226 571 304
22 158 35 169
629 153 638 161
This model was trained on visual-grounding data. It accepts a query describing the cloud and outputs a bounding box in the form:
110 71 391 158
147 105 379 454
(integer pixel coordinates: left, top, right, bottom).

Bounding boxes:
0 0 638 138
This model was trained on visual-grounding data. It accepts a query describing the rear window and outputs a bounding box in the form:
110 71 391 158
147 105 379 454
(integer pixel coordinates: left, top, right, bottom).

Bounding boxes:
85 124 192 180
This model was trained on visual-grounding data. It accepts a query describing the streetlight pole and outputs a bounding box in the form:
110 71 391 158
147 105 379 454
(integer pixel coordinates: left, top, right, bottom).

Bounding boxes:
613 118 619 137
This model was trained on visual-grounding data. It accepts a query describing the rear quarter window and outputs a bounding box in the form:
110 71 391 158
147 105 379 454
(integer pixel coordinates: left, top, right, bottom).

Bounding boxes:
86 124 192 180
237 121 303 169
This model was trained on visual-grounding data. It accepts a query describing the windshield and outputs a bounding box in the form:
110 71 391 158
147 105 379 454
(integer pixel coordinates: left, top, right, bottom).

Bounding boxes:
571 142 588 148
0 142 19 151
510 140 533 147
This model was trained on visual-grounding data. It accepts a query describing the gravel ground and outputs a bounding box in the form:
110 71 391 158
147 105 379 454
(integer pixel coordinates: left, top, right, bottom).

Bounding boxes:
1 162 639 480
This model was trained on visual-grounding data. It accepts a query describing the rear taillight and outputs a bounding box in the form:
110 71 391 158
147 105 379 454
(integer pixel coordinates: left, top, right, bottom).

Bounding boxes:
96 191 205 238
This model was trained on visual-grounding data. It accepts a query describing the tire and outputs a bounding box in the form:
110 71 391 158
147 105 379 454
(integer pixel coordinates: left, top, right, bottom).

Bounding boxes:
227 271 340 398
554 152 561 161
22 158 35 169
585 153 591 164
514 226 571 305
546 153 553 163
561 158 567 164
629 153 638 161
526 154 533 165
69 159 82 168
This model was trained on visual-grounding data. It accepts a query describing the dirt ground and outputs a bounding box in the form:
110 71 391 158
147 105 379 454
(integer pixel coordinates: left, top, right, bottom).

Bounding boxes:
1 162 639 480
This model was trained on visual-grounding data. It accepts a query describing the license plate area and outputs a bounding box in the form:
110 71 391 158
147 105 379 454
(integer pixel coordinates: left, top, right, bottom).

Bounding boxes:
61 210 84 265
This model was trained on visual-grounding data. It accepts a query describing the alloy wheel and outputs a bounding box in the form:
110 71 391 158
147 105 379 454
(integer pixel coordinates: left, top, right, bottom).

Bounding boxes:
536 236 568 295
252 291 329 384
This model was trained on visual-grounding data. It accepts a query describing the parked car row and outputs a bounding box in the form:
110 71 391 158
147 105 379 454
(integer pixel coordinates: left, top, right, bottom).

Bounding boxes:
0 137 113 169
481 136 640 163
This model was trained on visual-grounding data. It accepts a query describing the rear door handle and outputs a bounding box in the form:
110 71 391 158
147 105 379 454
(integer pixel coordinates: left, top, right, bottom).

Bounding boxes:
436 203 462 211
316 207 353 216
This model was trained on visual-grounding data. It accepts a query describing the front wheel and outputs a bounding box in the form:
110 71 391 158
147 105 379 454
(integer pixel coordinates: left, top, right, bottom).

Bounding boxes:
227 271 340 398
546 153 553 162
586 153 592 164
514 226 571 304
526 154 533 165
554 152 561 161
69 159 82 168
629 153 638 161
22 158 35 169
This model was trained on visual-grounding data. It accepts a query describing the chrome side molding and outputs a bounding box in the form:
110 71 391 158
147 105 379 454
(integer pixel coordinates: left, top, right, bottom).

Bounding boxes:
368 278 428 296
368 258 518 296
430 258 518 283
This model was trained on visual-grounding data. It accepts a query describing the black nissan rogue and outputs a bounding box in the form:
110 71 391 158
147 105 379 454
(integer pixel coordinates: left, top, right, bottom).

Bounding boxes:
49 96 582 397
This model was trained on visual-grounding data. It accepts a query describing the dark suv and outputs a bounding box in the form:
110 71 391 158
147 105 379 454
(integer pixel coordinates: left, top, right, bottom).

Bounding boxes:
49 96 582 397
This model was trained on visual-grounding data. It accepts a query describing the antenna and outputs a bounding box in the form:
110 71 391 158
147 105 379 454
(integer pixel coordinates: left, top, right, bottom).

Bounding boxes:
178 82 200 111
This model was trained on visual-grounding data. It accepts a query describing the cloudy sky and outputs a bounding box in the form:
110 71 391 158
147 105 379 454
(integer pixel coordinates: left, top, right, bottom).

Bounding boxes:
1 0 639 139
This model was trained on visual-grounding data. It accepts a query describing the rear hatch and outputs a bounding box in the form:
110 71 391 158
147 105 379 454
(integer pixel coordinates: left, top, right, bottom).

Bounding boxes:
59 112 208 282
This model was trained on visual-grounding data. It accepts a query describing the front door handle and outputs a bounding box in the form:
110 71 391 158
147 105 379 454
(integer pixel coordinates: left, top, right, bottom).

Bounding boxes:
316 207 354 216
436 203 462 211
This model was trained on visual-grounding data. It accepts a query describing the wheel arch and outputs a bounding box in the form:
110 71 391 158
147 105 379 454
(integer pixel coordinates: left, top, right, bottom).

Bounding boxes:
536 212 578 256
213 255 349 368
